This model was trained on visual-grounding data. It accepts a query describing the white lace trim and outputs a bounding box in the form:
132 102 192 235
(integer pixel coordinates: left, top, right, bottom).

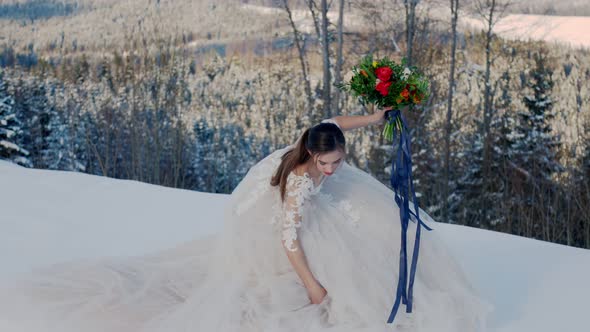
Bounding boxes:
280 172 323 252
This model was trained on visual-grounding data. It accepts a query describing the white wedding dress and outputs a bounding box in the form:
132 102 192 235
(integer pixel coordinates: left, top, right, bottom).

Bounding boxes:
0 120 493 332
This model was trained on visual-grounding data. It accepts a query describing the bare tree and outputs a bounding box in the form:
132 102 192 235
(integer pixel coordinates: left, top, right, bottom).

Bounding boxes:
332 0 346 114
350 1 403 54
404 0 419 66
443 0 460 223
281 0 314 113
306 0 322 41
473 0 510 203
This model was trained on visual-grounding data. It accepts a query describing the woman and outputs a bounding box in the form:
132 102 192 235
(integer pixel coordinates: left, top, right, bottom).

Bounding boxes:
270 110 389 306
0 111 492 332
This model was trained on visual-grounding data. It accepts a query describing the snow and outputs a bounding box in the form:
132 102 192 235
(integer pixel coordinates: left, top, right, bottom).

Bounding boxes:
0 140 19 151
0 160 227 279
462 14 590 50
1 159 589 332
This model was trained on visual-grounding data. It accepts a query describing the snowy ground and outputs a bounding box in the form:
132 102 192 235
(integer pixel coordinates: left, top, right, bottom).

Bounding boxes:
462 14 590 49
1 160 589 332
243 2 590 50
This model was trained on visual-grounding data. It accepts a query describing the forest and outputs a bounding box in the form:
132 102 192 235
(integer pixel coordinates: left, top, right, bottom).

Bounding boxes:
1 0 589 249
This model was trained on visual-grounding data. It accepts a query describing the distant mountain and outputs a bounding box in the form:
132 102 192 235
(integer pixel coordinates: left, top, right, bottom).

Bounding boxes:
0 0 81 20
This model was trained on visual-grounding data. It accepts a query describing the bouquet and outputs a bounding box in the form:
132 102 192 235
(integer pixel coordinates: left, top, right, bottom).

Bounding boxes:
338 55 429 141
338 55 433 324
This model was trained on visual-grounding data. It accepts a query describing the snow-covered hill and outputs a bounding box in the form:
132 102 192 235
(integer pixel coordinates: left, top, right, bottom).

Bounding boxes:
1 160 589 332
462 14 590 49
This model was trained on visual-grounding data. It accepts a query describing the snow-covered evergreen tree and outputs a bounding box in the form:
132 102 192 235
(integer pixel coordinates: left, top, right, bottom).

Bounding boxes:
505 51 565 238
410 108 448 223
52 82 90 173
454 109 516 229
511 51 563 180
41 107 85 171
192 118 270 193
0 71 32 167
582 130 590 212
11 77 54 167
451 69 518 228
583 138 590 184
453 125 483 227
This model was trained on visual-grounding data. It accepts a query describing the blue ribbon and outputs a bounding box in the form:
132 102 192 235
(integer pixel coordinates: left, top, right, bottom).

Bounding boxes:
386 109 433 324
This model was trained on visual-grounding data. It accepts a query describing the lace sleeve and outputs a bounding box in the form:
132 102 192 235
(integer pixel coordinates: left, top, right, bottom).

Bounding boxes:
281 173 311 252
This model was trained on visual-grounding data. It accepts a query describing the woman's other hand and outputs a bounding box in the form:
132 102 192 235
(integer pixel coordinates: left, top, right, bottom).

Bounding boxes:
307 281 327 304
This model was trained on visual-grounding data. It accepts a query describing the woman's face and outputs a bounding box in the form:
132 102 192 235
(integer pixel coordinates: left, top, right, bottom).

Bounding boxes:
311 149 345 176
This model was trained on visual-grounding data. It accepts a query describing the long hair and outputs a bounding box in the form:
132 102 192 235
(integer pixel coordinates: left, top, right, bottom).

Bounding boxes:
271 123 345 202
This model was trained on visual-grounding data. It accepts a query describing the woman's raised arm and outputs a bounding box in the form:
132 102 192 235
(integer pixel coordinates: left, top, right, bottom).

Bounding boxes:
331 106 392 131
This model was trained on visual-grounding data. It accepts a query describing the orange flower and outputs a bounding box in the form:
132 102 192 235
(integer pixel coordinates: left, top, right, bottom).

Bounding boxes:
413 95 421 104
400 88 410 100
360 69 369 78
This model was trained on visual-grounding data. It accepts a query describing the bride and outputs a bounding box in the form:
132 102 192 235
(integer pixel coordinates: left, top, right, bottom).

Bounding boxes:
0 110 492 332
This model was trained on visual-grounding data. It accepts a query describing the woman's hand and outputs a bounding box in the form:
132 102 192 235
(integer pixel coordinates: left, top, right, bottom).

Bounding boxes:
373 106 393 125
307 281 327 304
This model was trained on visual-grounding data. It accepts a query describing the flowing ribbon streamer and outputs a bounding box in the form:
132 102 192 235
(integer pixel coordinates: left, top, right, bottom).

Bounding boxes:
386 109 433 324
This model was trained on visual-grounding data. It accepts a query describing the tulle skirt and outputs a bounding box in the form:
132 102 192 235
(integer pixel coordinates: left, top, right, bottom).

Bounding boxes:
0 145 493 332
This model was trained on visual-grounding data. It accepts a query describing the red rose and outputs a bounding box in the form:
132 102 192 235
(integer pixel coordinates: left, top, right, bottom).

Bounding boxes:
375 66 393 82
375 81 392 96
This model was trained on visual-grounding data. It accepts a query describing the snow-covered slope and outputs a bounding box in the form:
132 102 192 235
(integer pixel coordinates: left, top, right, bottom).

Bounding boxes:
0 160 227 278
1 160 589 332
462 14 590 49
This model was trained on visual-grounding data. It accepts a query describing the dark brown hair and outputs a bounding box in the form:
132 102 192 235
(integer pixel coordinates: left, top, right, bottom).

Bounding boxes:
270 122 345 201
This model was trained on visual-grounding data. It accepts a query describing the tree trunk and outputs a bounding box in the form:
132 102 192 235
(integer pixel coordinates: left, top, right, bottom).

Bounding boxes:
481 0 495 182
332 0 345 114
443 0 459 223
404 0 419 66
321 0 332 117
282 0 314 114
306 0 322 41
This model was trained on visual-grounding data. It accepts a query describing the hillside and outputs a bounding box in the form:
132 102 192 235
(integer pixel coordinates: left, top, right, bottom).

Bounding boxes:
462 14 590 49
2 0 590 54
